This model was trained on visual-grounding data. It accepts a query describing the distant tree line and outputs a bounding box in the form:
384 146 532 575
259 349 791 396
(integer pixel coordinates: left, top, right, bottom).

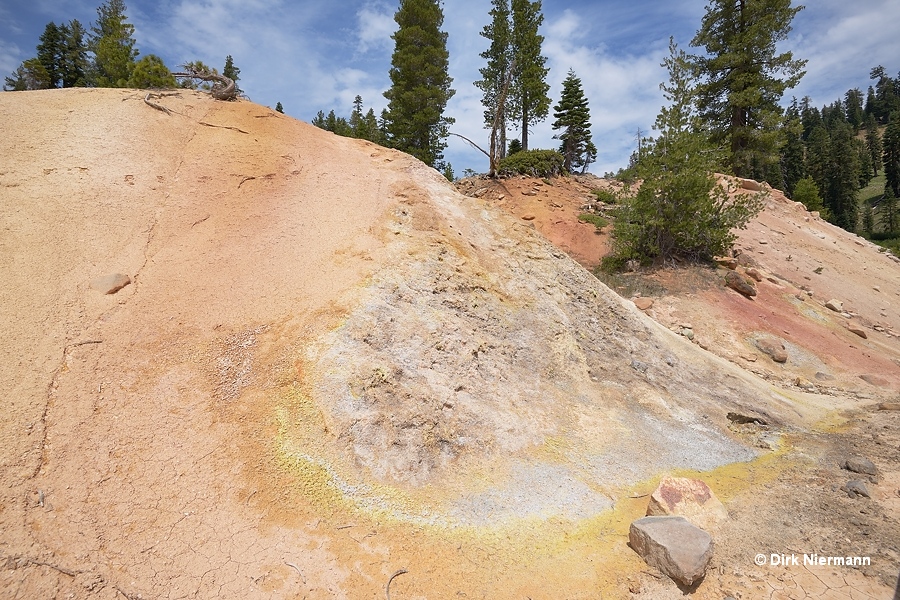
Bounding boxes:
4 0 243 96
313 0 595 179
777 66 900 234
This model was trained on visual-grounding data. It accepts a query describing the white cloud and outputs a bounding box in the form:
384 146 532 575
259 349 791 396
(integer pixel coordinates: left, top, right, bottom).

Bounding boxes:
0 40 22 77
788 0 900 106
356 1 395 53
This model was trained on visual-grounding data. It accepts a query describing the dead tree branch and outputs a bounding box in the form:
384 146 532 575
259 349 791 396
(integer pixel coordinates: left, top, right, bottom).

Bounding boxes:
172 68 237 101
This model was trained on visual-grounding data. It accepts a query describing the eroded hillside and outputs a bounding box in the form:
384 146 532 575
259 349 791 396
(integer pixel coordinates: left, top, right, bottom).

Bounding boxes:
0 89 897 599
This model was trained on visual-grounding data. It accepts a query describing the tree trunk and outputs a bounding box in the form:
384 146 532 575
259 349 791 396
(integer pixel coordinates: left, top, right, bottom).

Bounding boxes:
522 99 529 151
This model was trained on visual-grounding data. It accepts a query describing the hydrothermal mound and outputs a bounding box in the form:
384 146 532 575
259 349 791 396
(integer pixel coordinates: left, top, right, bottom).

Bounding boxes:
1 89 896 599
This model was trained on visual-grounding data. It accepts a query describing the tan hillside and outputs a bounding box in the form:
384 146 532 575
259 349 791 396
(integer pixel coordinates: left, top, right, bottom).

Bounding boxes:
0 88 897 599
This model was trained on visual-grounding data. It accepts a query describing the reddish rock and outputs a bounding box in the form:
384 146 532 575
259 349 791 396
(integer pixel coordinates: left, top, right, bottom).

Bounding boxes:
714 256 738 270
633 297 654 311
755 337 787 363
646 476 728 532
521 214 536 221
744 267 763 282
724 270 756 298
847 323 868 339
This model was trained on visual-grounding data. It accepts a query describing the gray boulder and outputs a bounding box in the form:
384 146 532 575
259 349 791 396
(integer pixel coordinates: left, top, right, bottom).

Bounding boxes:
629 516 713 586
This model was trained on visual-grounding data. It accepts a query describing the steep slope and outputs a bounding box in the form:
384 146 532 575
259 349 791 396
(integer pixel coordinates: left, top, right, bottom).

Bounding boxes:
0 89 896 599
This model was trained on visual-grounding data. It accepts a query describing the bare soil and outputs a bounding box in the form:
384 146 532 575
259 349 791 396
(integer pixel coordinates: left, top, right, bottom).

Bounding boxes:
0 89 898 599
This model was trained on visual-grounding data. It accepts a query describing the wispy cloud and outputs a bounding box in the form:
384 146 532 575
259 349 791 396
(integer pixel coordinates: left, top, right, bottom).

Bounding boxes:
356 1 395 54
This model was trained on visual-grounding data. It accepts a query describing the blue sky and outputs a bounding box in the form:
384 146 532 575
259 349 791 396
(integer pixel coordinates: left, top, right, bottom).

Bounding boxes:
2 0 899 175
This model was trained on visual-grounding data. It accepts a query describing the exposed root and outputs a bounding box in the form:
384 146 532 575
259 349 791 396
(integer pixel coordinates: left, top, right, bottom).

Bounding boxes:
385 568 408 600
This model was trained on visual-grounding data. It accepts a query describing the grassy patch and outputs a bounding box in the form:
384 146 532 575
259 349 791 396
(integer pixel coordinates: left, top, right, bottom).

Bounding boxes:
577 212 608 231
860 173 887 206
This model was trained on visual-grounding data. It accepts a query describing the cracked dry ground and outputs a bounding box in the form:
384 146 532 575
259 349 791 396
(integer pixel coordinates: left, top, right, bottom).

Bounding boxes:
1 89 899 599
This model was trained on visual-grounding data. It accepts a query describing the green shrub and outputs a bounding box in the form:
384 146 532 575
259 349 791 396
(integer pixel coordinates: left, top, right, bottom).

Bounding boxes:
591 188 618 204
577 213 608 231
497 149 566 178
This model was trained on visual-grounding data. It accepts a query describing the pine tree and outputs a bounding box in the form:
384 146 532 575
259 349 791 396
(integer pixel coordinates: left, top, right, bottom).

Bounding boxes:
880 187 899 234
865 113 882 176
90 0 139 87
475 0 513 168
350 95 365 137
805 125 830 197
856 138 873 188
552 69 593 173
780 99 805 197
507 138 522 155
37 22 67 88
611 39 762 264
127 54 175 89
884 112 900 198
275 102 284 113
383 0 455 169
3 59 52 91
690 0 807 179
62 20 89 87
845 88 864 130
509 0 550 151
826 123 860 231
792 177 824 213
222 55 241 95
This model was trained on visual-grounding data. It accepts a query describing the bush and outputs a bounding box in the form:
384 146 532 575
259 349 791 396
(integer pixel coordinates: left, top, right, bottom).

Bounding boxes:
591 188 618 204
578 213 608 231
497 149 566 178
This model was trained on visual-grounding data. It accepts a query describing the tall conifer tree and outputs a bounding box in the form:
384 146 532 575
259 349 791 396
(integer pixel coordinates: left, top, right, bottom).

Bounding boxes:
475 0 513 168
383 0 455 169
509 0 549 151
865 113 882 176
690 0 807 179
552 70 593 173
884 112 900 198
89 0 139 87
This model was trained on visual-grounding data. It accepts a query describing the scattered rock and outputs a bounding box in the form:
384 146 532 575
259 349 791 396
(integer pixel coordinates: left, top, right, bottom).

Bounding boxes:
744 267 763 282
825 299 843 312
841 480 870 499
847 323 868 339
844 456 877 476
878 402 900 411
633 297 654 311
814 372 834 381
754 337 787 363
794 377 815 390
724 270 757 298
646 476 728 531
859 374 889 387
629 516 713 586
726 412 767 425
90 273 131 295
681 328 695 340
714 256 738 270
521 214 536 221
741 178 762 192
472 187 488 198
757 239 768 245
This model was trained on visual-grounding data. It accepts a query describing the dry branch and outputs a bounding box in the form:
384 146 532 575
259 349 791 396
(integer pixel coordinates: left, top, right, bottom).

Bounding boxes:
172 69 237 101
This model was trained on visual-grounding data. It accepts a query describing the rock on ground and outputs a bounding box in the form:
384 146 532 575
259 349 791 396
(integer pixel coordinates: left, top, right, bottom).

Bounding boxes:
629 516 713 586
646 476 728 531
844 456 877 475
724 270 757 297
754 337 788 363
